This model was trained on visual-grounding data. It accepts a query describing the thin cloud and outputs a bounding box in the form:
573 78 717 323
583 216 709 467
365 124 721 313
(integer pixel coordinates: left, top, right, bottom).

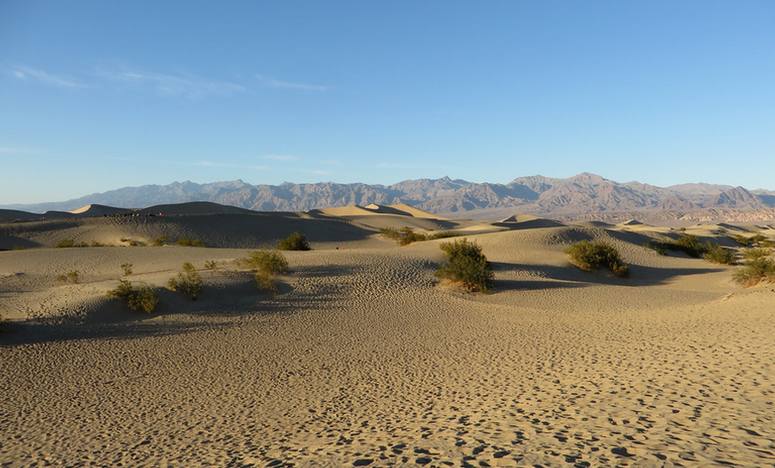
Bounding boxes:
256 74 329 92
98 67 245 99
262 154 300 161
9 65 84 88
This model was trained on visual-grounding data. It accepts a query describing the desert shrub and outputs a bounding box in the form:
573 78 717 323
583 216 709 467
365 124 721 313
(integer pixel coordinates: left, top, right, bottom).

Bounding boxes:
57 270 80 284
566 240 629 277
732 234 773 248
108 279 158 313
380 227 428 245
255 271 278 293
176 237 205 247
167 262 203 300
121 263 133 276
435 239 493 292
743 248 771 261
427 231 463 241
90 241 106 247
277 232 311 251
650 234 709 258
734 257 775 287
152 236 168 246
241 250 289 275
56 239 81 248
703 243 736 265
204 260 218 270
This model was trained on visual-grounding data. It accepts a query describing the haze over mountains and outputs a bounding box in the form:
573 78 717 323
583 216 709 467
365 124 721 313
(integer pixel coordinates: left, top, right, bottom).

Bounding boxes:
4 173 775 221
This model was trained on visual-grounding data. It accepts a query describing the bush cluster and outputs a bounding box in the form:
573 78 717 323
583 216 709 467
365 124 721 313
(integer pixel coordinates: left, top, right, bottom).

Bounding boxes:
277 232 311 251
204 260 218 270
241 250 290 293
435 239 493 292
108 279 159 313
702 243 736 265
167 262 203 300
734 257 775 287
566 241 629 277
121 263 133 276
733 234 774 248
381 227 462 246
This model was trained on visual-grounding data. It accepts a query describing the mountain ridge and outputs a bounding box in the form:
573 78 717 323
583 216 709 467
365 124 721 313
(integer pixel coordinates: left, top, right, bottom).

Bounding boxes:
3 173 775 221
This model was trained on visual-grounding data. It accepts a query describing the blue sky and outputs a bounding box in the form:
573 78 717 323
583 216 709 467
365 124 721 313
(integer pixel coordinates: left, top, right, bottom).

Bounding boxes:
2 1 775 203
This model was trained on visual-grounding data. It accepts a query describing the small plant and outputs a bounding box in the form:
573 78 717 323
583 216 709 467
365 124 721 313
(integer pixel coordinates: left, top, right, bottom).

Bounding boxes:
732 234 772 248
176 238 205 247
734 257 775 287
167 262 203 300
241 250 290 275
204 260 218 270
108 279 158 313
121 263 133 276
703 243 736 265
566 240 629 277
90 241 106 247
277 232 311 251
241 250 289 293
152 236 168 247
435 238 494 292
57 270 80 284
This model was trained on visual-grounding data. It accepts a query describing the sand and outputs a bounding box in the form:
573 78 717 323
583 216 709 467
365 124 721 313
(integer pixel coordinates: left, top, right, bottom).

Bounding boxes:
1 209 774 466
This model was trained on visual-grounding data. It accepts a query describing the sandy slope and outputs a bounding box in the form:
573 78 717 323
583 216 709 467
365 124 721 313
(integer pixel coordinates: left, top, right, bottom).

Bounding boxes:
1 219 774 466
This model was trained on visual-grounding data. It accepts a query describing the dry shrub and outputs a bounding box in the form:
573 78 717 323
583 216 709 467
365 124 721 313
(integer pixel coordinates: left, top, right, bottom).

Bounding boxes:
566 241 629 277
277 232 311 251
435 239 493 292
108 279 158 313
167 262 203 300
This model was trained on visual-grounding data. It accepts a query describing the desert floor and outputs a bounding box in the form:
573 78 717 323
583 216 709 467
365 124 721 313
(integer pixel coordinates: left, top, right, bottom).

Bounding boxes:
1 217 774 466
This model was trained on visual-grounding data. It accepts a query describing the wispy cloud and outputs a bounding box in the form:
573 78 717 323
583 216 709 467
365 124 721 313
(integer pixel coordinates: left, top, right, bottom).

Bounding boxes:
262 154 299 162
256 74 329 92
193 160 268 170
98 67 245 99
9 65 84 88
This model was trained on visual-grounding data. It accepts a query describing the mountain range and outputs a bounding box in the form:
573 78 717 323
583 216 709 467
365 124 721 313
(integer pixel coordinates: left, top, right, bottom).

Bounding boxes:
4 173 775 222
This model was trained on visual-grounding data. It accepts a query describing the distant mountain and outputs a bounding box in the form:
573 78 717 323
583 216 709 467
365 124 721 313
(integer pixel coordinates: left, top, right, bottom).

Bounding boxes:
3 174 774 221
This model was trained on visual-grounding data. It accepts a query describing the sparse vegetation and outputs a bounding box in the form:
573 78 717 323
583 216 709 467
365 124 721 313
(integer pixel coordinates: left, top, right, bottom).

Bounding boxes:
743 248 771 261
277 232 311 251
57 270 80 284
734 257 775 287
204 260 218 270
107 279 159 313
566 240 629 277
120 238 146 247
152 236 168 246
176 237 205 247
121 263 133 276
732 234 774 248
703 243 736 265
241 250 289 293
645 240 667 256
167 262 203 300
435 239 494 292
380 226 462 245
56 239 88 248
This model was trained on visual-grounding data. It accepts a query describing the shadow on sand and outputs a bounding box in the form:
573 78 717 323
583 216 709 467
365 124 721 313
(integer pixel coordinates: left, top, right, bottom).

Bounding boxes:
490 261 725 291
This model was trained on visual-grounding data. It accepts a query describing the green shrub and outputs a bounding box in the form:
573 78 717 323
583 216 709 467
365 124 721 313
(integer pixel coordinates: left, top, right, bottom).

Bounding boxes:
732 234 772 248
427 231 463 241
255 271 278 293
435 239 494 292
57 270 80 284
645 241 667 256
176 237 205 247
167 262 203 300
121 263 133 276
380 227 428 245
241 250 289 275
703 243 736 265
743 248 771 261
277 232 311 251
734 257 775 287
108 279 158 313
566 241 629 277
204 260 218 270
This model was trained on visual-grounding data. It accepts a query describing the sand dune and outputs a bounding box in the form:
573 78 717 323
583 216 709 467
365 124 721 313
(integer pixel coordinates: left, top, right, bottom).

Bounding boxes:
1 206 774 466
